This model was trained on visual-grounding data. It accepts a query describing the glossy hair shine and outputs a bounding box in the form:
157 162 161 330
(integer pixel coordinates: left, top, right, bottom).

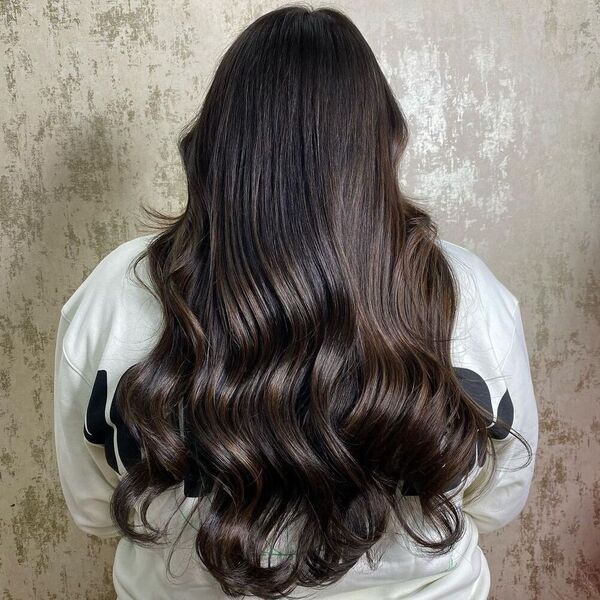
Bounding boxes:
109 5 531 598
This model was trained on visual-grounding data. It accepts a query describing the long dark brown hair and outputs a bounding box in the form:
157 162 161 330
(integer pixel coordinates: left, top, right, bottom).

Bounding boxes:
110 5 532 598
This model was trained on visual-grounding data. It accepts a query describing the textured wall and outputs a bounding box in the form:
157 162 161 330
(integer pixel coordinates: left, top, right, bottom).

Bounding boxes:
1 1 599 598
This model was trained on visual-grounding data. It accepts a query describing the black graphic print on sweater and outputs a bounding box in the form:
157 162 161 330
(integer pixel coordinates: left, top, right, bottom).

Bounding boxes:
83 370 141 472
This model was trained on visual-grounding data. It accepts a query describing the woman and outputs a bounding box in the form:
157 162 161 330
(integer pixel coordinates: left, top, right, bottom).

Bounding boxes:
54 5 538 599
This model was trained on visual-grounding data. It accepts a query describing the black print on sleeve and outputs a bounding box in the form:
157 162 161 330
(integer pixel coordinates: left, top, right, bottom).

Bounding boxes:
454 367 514 440
401 367 515 496
83 369 141 474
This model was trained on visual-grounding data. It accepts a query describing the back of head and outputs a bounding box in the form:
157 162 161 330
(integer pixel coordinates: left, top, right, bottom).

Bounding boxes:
111 5 507 598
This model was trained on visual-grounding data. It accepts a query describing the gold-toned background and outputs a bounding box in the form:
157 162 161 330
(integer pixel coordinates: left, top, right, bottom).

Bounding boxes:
1 1 598 598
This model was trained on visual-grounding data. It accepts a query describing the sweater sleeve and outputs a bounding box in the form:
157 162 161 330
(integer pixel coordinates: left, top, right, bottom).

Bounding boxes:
462 302 539 533
53 311 122 539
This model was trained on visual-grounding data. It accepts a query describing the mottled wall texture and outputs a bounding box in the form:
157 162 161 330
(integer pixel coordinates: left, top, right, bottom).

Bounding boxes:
1 0 598 598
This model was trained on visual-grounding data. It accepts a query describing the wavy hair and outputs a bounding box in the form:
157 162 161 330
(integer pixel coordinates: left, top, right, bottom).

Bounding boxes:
110 5 532 598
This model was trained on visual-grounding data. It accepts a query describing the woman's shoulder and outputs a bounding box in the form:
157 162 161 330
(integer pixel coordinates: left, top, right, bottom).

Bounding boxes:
437 237 521 371
437 237 520 321
59 232 162 382
60 233 157 322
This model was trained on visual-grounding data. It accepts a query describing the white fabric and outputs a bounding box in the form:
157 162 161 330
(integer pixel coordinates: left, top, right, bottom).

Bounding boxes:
53 233 539 599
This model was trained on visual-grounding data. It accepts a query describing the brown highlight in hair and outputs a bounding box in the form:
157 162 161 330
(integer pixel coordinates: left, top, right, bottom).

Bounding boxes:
109 5 532 598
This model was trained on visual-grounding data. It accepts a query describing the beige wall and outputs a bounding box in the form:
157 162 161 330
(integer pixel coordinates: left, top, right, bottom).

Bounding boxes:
1 1 599 598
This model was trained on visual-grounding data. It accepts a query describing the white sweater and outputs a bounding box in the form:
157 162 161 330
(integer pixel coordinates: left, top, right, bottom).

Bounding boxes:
53 233 539 600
